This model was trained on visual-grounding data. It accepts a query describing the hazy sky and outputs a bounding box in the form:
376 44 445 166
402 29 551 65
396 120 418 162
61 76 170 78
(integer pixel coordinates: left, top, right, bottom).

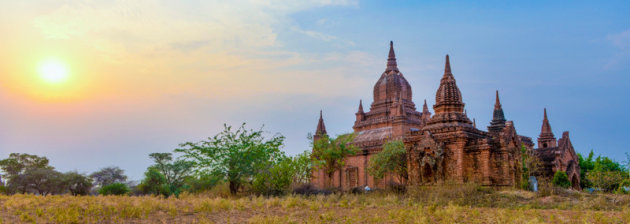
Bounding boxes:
1 0 629 180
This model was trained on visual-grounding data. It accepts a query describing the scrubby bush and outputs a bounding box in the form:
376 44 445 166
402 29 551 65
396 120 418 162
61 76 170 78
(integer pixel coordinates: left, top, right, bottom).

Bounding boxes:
99 183 130 195
552 171 571 188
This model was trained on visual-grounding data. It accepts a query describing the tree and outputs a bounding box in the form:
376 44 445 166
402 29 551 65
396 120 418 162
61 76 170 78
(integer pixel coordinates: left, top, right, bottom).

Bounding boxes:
0 153 53 194
0 153 63 195
175 123 285 195
63 172 93 196
311 133 359 188
292 150 313 185
552 171 571 188
147 153 194 196
252 155 293 196
138 167 170 196
587 171 625 192
368 140 407 183
99 183 130 195
578 150 628 190
90 167 128 187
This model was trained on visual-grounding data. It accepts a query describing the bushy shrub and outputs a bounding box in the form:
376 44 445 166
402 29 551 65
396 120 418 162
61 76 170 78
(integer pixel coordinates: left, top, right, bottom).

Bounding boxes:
252 158 294 196
99 183 130 195
552 171 571 188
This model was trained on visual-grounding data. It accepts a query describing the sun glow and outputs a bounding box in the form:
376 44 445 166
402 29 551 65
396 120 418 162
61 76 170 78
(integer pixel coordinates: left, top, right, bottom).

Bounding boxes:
39 60 69 84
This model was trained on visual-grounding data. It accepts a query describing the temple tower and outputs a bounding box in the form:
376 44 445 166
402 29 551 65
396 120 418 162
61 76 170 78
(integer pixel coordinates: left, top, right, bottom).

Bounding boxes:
488 90 506 133
314 110 327 142
538 108 557 148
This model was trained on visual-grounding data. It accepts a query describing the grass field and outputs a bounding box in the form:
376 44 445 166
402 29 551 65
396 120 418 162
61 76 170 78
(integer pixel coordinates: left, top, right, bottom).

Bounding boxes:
1 185 630 223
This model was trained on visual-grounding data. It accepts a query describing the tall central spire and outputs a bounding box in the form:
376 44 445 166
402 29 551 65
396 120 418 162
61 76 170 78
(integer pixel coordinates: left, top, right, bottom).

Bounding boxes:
386 41 399 73
434 54 464 114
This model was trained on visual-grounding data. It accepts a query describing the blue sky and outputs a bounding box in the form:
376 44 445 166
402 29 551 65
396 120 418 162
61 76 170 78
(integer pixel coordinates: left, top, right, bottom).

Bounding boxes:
1 0 629 180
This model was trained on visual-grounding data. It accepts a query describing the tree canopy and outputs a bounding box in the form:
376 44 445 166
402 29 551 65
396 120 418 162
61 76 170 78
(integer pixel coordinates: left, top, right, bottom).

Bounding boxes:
175 123 285 194
311 133 358 188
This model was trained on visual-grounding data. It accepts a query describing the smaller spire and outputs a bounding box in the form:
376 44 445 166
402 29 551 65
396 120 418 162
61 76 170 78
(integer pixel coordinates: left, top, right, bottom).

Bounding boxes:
316 110 327 136
541 108 553 135
386 41 398 73
473 118 476 128
422 99 429 113
357 100 364 114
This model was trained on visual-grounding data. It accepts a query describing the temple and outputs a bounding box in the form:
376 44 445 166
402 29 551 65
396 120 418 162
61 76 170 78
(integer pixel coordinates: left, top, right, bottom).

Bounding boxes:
311 42 579 189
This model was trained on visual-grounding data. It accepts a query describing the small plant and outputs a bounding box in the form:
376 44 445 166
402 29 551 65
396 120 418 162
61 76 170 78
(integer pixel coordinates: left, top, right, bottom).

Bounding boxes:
552 171 571 189
99 183 130 195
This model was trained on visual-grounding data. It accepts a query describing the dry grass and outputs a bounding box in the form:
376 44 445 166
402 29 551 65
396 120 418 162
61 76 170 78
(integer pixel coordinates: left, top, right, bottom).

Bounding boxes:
1 187 629 223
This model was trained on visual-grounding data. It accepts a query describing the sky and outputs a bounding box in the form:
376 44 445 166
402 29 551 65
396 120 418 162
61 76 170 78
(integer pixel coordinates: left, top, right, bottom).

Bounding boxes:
1 0 629 180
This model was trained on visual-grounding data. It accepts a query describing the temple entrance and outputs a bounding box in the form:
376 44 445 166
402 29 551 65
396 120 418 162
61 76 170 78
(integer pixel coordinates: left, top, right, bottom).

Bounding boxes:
571 175 580 189
423 164 433 183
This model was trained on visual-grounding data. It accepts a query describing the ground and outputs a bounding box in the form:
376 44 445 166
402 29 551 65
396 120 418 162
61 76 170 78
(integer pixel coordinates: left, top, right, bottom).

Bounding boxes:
1 186 629 223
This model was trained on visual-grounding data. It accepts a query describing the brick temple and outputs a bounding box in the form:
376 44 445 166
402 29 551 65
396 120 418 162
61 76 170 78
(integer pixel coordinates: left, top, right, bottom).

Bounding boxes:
311 42 580 189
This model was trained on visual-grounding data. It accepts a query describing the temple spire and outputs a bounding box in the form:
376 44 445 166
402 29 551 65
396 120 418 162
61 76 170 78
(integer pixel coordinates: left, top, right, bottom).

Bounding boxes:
434 54 465 114
386 41 398 73
541 108 552 135
488 90 506 133
358 100 364 114
473 118 476 128
538 108 557 148
316 110 327 136
494 90 501 110
422 99 429 114
444 54 452 76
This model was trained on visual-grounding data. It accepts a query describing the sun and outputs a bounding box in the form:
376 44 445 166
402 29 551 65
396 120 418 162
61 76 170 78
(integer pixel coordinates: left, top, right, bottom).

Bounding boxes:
38 60 69 84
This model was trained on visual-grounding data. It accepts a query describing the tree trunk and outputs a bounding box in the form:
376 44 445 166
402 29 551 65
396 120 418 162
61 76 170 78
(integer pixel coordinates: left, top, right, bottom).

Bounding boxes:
229 181 238 195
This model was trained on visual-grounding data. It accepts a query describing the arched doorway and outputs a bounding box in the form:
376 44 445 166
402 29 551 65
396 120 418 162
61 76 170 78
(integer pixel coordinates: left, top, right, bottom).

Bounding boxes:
571 175 580 190
423 164 433 183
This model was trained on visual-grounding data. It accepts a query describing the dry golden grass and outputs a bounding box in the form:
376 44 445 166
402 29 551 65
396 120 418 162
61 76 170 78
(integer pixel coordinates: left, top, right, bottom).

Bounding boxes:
1 187 629 224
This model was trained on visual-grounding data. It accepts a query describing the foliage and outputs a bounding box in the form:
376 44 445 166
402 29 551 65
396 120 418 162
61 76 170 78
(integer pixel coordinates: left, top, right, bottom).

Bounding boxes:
368 140 407 183
311 133 359 188
90 167 128 187
138 168 170 197
587 170 625 192
98 183 130 195
185 173 222 193
62 172 92 196
578 150 628 190
292 150 313 185
552 171 571 188
141 152 194 196
176 123 285 195
0 153 54 194
252 156 293 196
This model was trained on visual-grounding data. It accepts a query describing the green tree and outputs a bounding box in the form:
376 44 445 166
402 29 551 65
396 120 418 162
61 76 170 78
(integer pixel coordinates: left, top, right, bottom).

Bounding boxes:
63 172 93 196
292 150 313 185
578 151 595 188
368 140 407 183
587 171 625 192
175 123 285 195
138 167 170 196
90 167 128 188
0 153 53 194
552 171 571 188
252 155 292 196
311 133 358 188
99 183 130 195
146 153 194 196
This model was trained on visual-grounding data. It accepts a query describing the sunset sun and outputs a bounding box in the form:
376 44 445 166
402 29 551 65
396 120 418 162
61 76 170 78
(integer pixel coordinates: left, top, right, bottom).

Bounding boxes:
38 60 69 84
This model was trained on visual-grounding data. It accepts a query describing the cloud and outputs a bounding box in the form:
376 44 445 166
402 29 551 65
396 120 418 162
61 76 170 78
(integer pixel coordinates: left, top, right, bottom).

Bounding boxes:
607 30 630 49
